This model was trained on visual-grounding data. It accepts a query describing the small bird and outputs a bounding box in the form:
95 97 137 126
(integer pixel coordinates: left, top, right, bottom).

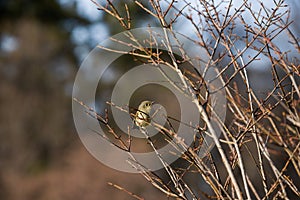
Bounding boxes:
134 100 154 128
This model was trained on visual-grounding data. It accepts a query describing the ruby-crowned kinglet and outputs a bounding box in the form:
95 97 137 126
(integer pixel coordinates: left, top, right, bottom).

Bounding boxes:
134 100 154 128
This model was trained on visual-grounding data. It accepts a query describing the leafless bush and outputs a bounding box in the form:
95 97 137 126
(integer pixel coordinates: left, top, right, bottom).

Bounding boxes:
78 0 300 199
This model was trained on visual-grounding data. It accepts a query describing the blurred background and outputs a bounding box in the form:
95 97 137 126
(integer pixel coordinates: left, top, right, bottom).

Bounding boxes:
0 0 299 200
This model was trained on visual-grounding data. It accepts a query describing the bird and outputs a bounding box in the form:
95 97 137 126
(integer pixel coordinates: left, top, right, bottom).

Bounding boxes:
134 100 154 128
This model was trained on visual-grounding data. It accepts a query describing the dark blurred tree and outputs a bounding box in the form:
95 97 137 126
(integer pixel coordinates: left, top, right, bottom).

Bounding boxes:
0 0 90 184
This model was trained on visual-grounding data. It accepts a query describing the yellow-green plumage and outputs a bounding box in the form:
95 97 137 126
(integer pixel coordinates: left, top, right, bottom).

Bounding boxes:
134 101 153 127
